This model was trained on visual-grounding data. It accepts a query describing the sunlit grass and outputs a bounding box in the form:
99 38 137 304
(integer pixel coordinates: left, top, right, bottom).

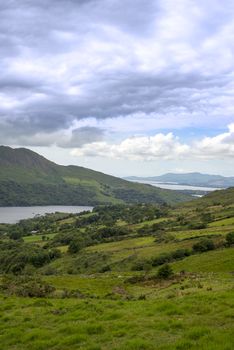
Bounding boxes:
172 247 234 274
23 233 56 243
208 217 234 227
0 287 233 350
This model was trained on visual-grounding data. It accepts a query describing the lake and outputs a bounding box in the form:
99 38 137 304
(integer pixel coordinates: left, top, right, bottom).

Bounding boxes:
0 206 93 224
128 179 222 192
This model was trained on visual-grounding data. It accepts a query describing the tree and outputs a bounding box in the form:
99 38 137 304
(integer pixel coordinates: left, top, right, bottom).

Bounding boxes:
226 232 234 246
9 231 23 241
68 238 85 254
193 238 214 253
157 264 174 279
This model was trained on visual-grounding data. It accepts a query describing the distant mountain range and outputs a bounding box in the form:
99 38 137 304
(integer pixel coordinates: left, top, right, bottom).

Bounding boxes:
125 172 234 188
0 146 191 206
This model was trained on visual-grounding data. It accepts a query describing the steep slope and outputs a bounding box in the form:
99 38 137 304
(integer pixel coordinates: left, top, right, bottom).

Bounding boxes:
0 146 191 206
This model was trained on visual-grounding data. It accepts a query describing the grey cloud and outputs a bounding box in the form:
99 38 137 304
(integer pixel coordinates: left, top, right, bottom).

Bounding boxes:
0 119 104 148
0 0 234 146
58 127 104 148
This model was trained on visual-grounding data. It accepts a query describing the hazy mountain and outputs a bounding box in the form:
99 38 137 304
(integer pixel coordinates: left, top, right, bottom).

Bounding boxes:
125 172 234 188
0 146 191 206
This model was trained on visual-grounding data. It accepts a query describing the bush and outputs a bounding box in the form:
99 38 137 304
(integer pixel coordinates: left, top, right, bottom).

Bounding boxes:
97 226 130 239
154 232 175 243
152 253 171 266
187 222 207 230
68 237 85 254
171 249 191 260
1 275 55 297
0 241 61 274
157 264 174 279
226 232 234 246
42 266 58 275
193 238 215 253
99 265 111 273
152 248 191 267
131 260 152 271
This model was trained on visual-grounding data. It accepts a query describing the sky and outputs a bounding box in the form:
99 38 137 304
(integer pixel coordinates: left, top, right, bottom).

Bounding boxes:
0 0 234 177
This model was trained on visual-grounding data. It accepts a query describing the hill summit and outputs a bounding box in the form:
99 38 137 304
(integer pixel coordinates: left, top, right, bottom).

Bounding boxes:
0 146 191 206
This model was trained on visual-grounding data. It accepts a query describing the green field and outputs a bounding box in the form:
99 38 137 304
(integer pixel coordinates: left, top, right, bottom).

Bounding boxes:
87 238 197 264
208 217 234 227
23 233 57 243
1 188 234 349
172 247 234 274
0 283 233 350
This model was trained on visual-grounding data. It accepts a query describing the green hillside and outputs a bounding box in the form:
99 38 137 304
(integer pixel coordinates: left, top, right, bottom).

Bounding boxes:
182 187 234 207
0 187 234 349
0 146 191 206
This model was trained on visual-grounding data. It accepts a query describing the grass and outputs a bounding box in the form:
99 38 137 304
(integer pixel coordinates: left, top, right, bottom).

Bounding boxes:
172 247 234 274
86 236 209 266
23 233 56 243
57 245 69 253
131 217 169 229
1 188 234 349
0 287 233 350
86 236 156 253
44 234 225 276
172 226 233 240
208 217 234 227
43 274 128 297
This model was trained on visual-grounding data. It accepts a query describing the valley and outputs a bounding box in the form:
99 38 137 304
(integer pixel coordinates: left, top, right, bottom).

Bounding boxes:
0 188 233 349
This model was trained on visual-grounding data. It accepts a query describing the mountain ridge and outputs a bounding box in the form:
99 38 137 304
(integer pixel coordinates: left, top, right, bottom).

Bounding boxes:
125 172 234 188
0 146 191 206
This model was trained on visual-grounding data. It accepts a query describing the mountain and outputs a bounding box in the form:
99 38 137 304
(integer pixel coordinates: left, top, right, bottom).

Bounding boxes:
0 146 191 206
125 172 234 188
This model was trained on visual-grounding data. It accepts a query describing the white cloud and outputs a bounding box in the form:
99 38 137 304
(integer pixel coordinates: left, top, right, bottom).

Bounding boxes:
71 124 234 161
71 132 190 160
195 123 234 158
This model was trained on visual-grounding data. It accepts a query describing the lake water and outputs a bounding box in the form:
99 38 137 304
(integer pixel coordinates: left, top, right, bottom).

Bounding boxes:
129 180 222 192
0 206 93 224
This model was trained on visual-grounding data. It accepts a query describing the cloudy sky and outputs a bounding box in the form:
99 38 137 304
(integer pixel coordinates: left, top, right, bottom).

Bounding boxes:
1 0 234 176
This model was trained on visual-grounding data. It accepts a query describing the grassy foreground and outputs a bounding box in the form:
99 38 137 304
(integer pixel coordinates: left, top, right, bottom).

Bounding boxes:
1 279 233 350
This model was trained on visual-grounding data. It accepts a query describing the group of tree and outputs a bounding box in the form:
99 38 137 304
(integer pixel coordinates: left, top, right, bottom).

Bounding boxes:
132 233 233 272
0 240 61 274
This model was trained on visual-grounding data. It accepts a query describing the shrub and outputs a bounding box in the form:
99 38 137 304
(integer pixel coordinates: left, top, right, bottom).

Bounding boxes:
99 265 111 273
187 222 207 230
42 266 58 275
152 248 192 267
157 264 174 279
152 253 171 266
68 237 85 254
0 241 61 274
97 226 130 239
171 249 191 259
226 232 234 246
192 238 215 253
132 260 152 271
1 275 55 297
154 232 175 243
